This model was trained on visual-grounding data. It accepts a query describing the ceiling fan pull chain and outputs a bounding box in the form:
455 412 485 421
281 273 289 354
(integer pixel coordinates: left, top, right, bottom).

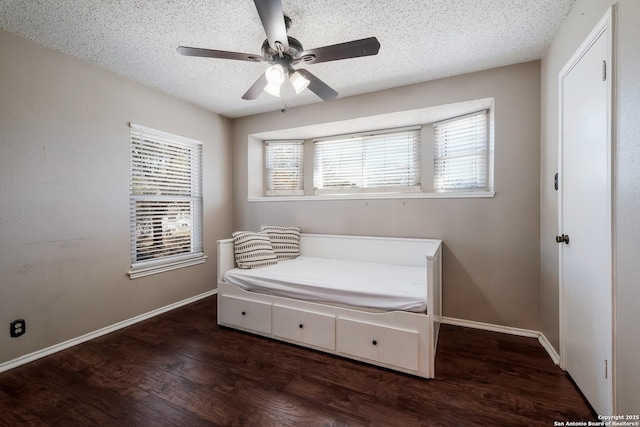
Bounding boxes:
280 86 289 112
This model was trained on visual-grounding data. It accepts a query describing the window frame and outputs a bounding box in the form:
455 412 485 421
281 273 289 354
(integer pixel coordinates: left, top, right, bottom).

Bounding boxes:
312 126 422 195
264 140 305 196
433 110 490 193
127 123 206 279
249 99 495 202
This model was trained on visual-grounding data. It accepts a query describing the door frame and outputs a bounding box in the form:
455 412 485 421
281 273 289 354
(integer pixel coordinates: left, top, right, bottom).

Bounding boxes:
557 6 616 413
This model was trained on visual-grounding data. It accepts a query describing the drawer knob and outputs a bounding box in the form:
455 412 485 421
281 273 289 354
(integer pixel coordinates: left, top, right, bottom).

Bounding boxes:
241 311 246 316
372 340 378 346
299 324 304 329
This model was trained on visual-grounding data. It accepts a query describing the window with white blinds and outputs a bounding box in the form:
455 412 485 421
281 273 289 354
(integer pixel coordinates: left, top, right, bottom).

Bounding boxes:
433 111 489 192
313 128 421 194
129 124 204 277
265 141 304 196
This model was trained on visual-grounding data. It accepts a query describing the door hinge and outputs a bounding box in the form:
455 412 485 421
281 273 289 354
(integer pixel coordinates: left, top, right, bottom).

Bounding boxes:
605 359 608 379
602 60 607 81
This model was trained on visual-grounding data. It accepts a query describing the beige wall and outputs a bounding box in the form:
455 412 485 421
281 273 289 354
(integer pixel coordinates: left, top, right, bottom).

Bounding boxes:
0 30 233 364
232 62 542 331
540 0 640 413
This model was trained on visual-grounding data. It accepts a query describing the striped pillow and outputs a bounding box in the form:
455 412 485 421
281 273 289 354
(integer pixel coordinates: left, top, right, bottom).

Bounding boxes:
260 225 301 260
232 231 278 269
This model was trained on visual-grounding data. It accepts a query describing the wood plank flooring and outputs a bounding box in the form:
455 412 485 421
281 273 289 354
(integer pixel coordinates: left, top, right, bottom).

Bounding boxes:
0 295 595 426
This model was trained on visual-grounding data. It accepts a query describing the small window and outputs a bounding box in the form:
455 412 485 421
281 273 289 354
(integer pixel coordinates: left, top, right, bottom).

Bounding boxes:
265 140 304 196
433 111 489 192
128 123 205 278
313 128 421 194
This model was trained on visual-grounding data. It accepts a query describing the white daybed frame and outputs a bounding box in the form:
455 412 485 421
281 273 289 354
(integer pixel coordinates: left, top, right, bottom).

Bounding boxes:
216 233 442 379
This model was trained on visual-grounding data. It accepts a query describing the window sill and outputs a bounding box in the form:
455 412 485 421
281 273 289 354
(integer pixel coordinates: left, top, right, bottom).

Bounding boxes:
248 191 495 202
128 253 207 279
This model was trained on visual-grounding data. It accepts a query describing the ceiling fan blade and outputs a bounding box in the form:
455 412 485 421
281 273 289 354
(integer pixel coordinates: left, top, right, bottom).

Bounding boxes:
298 37 380 65
177 46 262 62
253 0 289 52
295 69 338 101
242 73 268 100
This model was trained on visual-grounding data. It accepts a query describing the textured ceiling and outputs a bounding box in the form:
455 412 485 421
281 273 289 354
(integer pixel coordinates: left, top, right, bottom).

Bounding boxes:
0 0 574 118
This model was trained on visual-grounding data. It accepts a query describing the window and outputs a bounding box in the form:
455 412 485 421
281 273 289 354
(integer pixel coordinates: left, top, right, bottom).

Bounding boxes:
128 123 205 279
433 111 489 192
313 128 421 194
250 99 495 201
265 140 304 196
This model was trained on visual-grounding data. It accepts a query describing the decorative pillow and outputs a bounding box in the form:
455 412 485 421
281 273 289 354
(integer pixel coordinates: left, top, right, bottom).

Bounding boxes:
260 225 301 260
232 231 278 269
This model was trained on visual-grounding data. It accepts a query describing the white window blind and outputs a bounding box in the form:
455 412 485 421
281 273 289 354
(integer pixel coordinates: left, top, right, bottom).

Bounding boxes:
129 124 203 274
313 128 421 194
265 140 304 196
433 111 488 192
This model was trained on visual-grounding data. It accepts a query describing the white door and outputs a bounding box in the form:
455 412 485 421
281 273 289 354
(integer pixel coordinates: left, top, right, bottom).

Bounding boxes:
559 9 613 415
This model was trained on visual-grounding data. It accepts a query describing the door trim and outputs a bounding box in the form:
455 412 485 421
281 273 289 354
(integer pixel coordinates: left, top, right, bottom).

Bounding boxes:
557 6 615 413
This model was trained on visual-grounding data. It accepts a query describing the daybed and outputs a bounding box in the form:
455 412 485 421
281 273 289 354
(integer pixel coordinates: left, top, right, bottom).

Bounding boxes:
216 232 442 379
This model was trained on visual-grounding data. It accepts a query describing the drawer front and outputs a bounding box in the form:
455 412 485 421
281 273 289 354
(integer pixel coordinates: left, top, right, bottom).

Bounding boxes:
219 295 271 334
336 318 419 371
272 305 336 350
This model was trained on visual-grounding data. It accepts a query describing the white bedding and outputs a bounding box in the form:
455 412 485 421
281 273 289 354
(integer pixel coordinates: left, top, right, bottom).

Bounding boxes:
223 256 428 312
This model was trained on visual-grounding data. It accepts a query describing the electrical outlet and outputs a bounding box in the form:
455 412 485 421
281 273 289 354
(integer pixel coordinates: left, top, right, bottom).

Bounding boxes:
10 319 26 337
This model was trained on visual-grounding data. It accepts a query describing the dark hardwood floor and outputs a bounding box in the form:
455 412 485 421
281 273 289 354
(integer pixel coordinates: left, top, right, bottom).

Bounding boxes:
0 295 595 426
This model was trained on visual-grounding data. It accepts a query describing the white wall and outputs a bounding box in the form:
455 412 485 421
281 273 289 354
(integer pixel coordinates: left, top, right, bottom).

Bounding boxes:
232 62 542 331
0 30 233 364
540 0 640 413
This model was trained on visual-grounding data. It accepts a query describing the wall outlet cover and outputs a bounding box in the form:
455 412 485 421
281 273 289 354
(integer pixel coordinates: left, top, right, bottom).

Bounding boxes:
10 319 26 337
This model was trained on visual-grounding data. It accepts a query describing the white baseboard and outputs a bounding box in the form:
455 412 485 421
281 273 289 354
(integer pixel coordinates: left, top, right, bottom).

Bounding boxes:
441 316 560 365
441 316 539 338
0 289 218 374
537 333 561 365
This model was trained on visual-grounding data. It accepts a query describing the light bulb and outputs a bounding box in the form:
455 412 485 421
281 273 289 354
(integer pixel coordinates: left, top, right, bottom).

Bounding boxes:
265 64 285 85
290 71 310 94
264 82 281 97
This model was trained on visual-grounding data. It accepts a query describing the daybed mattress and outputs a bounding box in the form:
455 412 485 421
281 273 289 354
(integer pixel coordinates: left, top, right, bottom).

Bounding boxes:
223 256 428 312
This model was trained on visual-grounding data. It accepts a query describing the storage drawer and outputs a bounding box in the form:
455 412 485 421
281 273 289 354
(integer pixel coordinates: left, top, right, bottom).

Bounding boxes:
219 295 271 335
336 317 419 371
272 305 336 350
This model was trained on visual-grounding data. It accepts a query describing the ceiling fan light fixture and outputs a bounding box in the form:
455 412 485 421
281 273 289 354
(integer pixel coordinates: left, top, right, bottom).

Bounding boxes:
290 71 310 94
265 64 285 85
264 82 281 97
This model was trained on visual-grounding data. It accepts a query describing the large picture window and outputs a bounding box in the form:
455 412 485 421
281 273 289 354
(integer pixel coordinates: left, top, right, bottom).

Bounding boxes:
313 128 421 194
128 123 204 278
255 100 494 200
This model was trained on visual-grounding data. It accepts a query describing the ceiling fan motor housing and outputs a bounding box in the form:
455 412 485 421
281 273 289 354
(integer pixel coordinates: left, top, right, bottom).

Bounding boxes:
261 37 306 63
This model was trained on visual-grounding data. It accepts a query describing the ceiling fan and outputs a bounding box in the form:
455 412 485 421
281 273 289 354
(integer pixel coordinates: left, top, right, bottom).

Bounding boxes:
177 0 380 102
